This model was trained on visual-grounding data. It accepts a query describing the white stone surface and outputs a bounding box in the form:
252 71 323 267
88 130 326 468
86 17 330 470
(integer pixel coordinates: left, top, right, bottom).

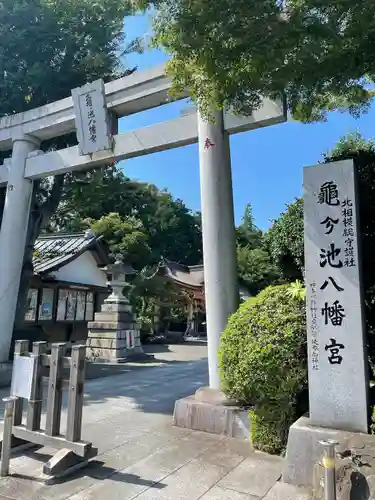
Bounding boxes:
0 134 39 362
224 96 286 134
24 114 198 179
72 79 113 155
22 102 286 180
304 159 368 432
198 110 238 390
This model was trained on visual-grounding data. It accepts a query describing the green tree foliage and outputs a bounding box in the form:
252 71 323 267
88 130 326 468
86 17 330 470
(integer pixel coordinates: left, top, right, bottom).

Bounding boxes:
47 164 203 330
133 0 375 121
0 0 137 114
236 203 263 249
265 133 375 370
50 165 203 267
237 246 279 296
287 280 306 301
0 0 137 336
265 198 304 281
235 203 280 293
89 213 152 267
219 285 307 453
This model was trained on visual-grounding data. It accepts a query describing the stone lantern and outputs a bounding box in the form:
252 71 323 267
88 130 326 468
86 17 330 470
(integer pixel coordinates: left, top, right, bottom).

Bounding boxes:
86 256 144 363
104 256 135 304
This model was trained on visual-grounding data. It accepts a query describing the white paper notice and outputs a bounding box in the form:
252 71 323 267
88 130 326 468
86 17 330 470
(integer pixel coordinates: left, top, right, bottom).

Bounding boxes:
11 356 36 400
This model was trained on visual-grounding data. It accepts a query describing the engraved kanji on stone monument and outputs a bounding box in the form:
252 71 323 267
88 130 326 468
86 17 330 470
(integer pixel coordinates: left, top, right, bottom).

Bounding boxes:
72 79 113 155
303 159 368 432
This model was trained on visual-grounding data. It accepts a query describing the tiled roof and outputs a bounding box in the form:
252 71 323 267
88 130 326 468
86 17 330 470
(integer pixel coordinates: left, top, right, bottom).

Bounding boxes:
33 231 105 274
163 260 251 298
162 260 204 288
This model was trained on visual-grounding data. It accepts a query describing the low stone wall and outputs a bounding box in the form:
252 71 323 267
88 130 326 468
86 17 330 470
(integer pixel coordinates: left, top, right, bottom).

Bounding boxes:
173 388 251 441
283 416 375 499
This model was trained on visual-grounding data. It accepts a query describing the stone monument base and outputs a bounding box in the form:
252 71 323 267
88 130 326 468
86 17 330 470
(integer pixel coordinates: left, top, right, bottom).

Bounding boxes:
173 387 251 441
85 352 151 364
87 299 148 363
86 322 147 363
283 416 375 497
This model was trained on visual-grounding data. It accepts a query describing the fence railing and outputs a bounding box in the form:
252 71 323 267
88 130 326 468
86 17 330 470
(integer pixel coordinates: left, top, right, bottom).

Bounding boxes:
0 340 97 478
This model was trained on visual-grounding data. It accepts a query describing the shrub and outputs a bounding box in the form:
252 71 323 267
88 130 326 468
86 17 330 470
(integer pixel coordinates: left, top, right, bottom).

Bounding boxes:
219 284 307 453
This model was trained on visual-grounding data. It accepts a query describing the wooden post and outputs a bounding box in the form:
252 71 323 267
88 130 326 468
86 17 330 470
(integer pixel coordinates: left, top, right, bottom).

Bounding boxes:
13 340 29 426
0 397 17 477
66 345 86 442
45 343 65 436
26 342 47 431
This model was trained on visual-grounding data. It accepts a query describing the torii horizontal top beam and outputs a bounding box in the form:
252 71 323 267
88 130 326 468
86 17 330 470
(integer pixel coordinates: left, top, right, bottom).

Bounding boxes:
0 64 177 151
0 96 285 184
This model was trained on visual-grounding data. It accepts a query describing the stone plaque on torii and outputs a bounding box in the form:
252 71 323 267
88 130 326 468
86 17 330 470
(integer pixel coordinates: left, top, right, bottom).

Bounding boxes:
0 64 286 389
71 79 115 155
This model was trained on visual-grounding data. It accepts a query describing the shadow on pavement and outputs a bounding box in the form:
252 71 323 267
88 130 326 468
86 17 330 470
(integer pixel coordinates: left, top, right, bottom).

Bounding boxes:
82 357 208 416
11 457 166 490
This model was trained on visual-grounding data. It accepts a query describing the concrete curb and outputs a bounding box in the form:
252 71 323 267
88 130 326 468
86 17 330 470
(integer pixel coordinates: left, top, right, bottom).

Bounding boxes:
173 389 251 441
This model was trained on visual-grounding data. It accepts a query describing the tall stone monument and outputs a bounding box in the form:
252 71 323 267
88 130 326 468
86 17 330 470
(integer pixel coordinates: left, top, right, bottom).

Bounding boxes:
86 258 144 362
303 159 368 432
282 159 370 488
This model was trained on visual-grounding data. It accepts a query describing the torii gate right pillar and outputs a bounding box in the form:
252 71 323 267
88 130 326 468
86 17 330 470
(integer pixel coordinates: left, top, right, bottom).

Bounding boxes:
198 110 239 390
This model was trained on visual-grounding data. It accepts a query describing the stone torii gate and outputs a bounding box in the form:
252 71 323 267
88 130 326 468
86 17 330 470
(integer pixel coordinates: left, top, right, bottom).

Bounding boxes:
0 65 286 389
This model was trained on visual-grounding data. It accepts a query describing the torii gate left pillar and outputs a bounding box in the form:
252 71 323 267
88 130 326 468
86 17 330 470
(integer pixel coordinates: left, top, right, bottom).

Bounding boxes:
0 133 40 361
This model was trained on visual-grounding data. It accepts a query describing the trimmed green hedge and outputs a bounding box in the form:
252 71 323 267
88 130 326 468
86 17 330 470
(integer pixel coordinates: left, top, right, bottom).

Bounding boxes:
219 284 307 453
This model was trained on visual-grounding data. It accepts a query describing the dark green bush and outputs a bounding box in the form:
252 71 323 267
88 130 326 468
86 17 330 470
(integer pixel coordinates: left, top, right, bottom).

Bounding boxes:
249 407 283 454
370 405 375 435
219 284 307 453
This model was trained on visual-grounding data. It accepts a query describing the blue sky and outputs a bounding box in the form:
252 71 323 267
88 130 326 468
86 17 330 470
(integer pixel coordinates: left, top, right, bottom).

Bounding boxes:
118 14 375 231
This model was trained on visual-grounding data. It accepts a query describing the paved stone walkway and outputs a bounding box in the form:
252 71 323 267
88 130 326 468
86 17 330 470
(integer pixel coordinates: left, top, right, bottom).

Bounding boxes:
0 344 311 499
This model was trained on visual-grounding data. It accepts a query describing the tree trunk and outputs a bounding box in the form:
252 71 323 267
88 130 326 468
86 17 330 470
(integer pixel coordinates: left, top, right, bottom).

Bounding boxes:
12 175 65 349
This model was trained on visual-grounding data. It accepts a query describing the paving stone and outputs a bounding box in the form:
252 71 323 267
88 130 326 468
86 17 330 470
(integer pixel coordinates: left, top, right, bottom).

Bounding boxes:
0 477 37 500
67 452 173 500
82 422 147 453
151 422 192 440
8 446 56 477
95 429 189 473
218 452 284 498
129 436 217 473
67 471 168 500
0 456 118 500
0 349 298 500
200 485 260 499
134 458 230 500
74 429 223 500
262 482 312 500
197 437 252 469
178 429 224 448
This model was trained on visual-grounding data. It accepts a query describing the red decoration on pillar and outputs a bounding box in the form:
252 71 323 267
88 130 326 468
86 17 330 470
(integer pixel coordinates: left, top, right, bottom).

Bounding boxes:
204 138 215 150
